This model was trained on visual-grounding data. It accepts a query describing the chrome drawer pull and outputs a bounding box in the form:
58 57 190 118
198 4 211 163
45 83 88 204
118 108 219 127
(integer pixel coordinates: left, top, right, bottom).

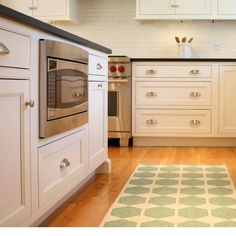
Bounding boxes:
96 63 103 70
146 69 157 75
191 120 201 126
146 91 158 97
25 100 35 108
98 83 103 88
60 159 71 169
190 69 201 75
146 119 158 125
0 43 10 55
190 92 202 98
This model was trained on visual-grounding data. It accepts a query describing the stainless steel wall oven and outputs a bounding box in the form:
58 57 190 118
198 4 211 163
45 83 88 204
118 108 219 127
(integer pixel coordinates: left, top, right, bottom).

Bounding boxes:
39 40 89 138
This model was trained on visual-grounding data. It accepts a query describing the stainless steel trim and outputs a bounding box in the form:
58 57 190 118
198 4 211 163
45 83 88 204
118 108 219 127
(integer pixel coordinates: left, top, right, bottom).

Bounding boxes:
0 42 10 55
39 40 89 138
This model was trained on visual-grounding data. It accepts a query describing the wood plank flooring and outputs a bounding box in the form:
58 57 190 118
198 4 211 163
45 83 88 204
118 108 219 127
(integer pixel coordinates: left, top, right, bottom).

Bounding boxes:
41 147 236 227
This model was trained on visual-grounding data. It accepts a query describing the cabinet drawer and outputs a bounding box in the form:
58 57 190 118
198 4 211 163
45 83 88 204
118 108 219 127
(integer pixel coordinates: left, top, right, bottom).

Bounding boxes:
135 65 212 78
136 82 212 106
135 109 211 134
38 130 86 208
0 28 30 69
89 54 108 76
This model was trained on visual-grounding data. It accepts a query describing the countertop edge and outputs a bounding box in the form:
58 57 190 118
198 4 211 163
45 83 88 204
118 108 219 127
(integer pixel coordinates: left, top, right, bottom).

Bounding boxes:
0 4 112 54
131 58 236 62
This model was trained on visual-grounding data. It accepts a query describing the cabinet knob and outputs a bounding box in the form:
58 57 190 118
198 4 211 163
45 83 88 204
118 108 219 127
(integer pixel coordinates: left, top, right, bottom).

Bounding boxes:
96 63 103 70
146 119 158 125
25 100 35 108
146 69 158 75
191 120 201 126
60 159 71 169
146 91 158 97
190 69 201 75
0 42 10 55
190 92 202 98
98 83 103 88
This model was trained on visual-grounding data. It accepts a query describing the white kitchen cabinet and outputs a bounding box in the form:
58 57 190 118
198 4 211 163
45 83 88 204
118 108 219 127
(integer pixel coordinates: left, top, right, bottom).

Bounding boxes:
0 0 80 22
88 80 108 172
136 0 212 19
0 80 31 226
38 130 87 209
217 0 236 16
219 66 236 135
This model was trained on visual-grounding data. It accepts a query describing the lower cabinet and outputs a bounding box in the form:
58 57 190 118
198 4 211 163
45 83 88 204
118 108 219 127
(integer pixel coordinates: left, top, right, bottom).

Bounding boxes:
38 130 87 209
219 66 236 134
88 80 108 171
0 80 31 226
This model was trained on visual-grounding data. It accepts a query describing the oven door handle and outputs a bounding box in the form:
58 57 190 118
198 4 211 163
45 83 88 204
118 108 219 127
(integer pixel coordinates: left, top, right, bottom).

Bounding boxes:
108 80 129 84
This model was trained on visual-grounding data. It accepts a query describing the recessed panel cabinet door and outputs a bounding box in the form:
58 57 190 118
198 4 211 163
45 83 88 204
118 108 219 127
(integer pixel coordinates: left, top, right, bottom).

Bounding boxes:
219 66 236 135
176 0 211 15
88 80 107 172
217 0 236 15
0 80 31 226
33 0 68 17
139 0 175 15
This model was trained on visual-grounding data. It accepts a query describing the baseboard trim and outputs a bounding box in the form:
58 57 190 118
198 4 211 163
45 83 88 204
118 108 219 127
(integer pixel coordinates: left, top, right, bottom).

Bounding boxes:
133 137 236 147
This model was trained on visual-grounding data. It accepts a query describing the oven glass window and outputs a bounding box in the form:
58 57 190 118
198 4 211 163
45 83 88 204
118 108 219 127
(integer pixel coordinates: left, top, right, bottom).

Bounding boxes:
108 91 118 116
47 58 88 109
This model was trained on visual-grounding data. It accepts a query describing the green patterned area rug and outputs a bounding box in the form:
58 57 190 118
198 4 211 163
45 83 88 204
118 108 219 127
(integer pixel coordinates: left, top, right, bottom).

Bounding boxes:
101 164 236 227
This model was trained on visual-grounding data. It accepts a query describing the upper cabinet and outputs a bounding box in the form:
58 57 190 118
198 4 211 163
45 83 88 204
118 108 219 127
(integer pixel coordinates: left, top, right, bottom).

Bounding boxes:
136 0 236 20
136 0 212 19
217 0 236 17
0 0 80 23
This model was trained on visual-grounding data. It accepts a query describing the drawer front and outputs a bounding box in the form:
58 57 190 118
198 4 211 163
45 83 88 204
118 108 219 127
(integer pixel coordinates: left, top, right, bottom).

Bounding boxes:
89 54 108 76
38 131 86 208
135 109 211 134
0 28 30 69
136 82 212 106
135 65 212 78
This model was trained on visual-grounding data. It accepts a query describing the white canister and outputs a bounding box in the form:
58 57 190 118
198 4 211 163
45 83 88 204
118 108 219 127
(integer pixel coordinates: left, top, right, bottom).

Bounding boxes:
178 43 192 58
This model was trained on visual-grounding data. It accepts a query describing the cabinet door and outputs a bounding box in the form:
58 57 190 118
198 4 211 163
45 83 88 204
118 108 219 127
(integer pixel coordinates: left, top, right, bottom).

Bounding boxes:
176 0 211 15
217 0 236 15
138 0 175 15
219 66 236 135
88 81 107 172
0 80 31 226
0 0 33 16
33 0 68 18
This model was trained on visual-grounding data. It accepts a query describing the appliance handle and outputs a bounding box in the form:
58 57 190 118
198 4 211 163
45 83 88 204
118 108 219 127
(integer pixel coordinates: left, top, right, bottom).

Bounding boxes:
108 80 129 84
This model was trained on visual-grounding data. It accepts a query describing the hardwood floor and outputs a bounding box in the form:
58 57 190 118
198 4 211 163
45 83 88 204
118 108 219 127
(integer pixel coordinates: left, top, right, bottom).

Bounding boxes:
41 147 236 227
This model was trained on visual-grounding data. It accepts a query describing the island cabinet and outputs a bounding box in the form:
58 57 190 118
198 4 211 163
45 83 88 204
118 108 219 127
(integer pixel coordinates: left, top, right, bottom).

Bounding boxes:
0 23 32 226
132 61 236 146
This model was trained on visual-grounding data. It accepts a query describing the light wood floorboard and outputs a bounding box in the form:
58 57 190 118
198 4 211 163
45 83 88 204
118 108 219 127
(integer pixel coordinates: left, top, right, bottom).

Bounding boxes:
41 147 236 227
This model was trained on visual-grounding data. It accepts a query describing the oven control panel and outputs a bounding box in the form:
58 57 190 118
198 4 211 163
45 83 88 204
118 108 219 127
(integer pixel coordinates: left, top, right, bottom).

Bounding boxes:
108 56 131 79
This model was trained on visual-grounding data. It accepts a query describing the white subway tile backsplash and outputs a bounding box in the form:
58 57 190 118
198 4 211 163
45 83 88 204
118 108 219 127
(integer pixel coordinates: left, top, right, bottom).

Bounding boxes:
55 0 236 58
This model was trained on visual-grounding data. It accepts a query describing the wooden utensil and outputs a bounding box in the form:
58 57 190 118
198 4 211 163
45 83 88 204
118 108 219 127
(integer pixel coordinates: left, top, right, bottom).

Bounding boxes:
188 37 194 43
182 37 187 43
175 37 180 43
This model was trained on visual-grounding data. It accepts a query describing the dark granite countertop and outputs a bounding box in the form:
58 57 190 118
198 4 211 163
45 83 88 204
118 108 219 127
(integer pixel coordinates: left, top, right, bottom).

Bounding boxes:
131 58 236 62
0 4 112 54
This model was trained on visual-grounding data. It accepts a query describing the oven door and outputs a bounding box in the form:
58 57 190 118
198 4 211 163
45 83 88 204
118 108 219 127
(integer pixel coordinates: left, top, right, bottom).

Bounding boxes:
47 58 88 121
108 80 131 134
